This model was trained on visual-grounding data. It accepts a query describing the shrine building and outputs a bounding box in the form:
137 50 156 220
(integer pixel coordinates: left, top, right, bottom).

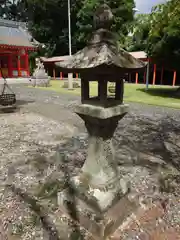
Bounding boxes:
41 52 179 86
0 19 38 78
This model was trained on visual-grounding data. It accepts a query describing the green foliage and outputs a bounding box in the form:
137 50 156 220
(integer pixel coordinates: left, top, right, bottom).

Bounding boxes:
25 0 82 56
124 0 180 69
1 0 135 56
0 0 28 21
27 0 135 54
124 14 150 51
76 0 135 48
148 0 180 67
2 0 180 69
5 0 180 70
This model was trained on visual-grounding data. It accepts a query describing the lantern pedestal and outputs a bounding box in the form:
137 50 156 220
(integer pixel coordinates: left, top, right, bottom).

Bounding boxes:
57 104 139 239
75 104 129 209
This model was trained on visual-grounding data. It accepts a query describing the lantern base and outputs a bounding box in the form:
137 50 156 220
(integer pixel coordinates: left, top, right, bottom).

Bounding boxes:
74 103 130 211
57 176 138 239
75 104 129 194
58 103 134 238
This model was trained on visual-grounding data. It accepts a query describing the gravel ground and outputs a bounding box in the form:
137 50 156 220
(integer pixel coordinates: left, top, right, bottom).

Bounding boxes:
0 85 179 239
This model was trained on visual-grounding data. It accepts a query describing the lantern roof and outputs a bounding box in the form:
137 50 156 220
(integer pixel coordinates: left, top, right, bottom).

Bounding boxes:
56 4 146 73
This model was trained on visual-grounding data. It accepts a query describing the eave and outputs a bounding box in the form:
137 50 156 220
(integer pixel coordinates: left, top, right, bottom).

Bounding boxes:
0 44 37 51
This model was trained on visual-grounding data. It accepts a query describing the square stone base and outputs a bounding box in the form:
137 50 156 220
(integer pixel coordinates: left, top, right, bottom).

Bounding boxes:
57 185 139 239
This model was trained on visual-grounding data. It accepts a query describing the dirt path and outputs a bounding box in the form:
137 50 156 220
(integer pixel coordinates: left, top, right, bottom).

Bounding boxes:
0 84 179 240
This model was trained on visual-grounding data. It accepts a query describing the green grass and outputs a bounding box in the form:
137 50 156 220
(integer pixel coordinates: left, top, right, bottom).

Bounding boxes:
36 80 180 109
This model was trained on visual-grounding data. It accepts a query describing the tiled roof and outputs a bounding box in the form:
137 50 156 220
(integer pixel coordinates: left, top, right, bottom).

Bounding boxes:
41 52 147 64
0 18 38 48
55 44 146 73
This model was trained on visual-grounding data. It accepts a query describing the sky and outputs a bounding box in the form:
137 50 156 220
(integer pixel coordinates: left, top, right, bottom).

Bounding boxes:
135 0 166 13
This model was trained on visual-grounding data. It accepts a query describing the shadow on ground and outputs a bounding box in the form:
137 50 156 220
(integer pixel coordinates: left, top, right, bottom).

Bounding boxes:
137 87 180 99
8 185 61 240
53 115 180 172
7 145 84 240
16 99 35 106
115 115 180 171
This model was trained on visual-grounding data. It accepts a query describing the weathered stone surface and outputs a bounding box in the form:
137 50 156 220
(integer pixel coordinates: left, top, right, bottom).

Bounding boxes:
159 172 180 194
53 1 145 231
75 104 128 119
56 40 146 73
30 59 50 87
74 104 129 212
57 191 139 239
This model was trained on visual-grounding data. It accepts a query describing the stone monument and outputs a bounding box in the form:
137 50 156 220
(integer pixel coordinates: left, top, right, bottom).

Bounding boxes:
30 58 50 87
56 4 146 239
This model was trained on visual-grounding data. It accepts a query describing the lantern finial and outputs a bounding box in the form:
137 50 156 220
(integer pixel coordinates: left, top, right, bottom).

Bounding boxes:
94 4 113 30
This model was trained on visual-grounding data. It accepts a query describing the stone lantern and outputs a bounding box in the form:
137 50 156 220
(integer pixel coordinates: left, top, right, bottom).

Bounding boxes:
56 4 146 239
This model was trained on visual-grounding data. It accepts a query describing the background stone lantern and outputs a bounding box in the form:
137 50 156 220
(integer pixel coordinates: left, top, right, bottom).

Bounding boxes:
56 4 146 238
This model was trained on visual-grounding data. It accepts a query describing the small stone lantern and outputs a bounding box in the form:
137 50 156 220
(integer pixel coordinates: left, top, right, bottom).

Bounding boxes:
56 4 146 239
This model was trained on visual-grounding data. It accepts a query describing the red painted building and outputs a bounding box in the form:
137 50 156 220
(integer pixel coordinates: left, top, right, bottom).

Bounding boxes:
0 19 38 78
129 51 178 86
41 52 178 86
40 55 79 79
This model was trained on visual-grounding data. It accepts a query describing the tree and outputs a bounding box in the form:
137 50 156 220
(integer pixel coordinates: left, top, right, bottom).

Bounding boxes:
0 0 10 17
27 0 135 56
0 0 82 56
25 0 83 56
1 0 135 56
0 0 28 21
148 0 180 68
76 0 135 49
124 14 150 52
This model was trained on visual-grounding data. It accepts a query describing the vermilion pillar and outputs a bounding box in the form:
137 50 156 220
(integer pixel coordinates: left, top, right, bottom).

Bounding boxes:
173 71 177 86
146 59 150 90
53 68 56 79
144 70 146 83
25 54 29 76
8 54 12 77
60 72 63 80
153 64 156 85
17 56 21 77
0 61 1 78
135 73 139 84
